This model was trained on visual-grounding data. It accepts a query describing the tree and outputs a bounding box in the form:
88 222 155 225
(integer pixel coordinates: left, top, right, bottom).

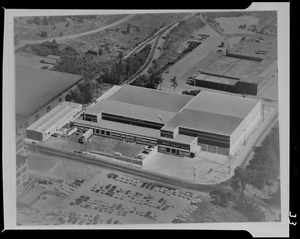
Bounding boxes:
40 31 48 37
118 51 124 60
42 16 49 25
170 76 178 93
147 59 159 75
231 166 253 202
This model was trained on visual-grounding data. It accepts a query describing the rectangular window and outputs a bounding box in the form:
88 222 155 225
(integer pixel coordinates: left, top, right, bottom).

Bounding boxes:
106 131 110 136
96 129 100 134
101 130 105 135
47 105 51 112
171 148 176 154
166 148 170 153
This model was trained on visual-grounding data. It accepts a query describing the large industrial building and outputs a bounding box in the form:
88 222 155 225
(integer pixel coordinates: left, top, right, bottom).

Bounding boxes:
16 65 83 132
193 35 277 96
15 65 83 154
26 101 82 142
72 85 262 157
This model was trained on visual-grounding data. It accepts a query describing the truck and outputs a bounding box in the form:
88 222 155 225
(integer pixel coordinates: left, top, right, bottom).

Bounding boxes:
66 126 78 137
78 129 93 143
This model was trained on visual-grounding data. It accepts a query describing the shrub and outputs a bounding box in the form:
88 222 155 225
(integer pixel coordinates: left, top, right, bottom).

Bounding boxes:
40 31 48 37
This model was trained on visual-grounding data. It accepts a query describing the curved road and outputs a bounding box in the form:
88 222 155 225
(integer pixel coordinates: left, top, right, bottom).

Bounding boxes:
15 14 136 50
123 14 189 85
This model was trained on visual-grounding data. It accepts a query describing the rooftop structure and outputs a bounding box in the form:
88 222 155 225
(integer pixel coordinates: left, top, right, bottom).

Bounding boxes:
16 65 83 119
75 85 262 156
26 102 82 141
193 35 277 95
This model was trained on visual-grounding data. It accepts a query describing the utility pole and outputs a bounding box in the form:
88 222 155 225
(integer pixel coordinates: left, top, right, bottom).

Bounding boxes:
227 156 232 176
191 167 196 181
262 103 265 122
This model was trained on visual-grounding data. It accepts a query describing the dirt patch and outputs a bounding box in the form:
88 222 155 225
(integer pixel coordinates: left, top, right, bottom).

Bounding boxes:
28 154 57 172
51 160 100 182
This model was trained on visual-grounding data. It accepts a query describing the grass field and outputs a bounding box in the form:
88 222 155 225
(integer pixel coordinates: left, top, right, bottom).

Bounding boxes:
14 15 126 41
184 200 247 223
64 13 184 56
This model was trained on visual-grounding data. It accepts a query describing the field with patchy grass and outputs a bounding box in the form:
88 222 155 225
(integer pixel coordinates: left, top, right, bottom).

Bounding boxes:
155 14 206 69
64 13 185 57
184 200 247 223
14 14 126 41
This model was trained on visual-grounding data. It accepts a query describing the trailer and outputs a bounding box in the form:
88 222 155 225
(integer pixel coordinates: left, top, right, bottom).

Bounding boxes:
66 126 78 137
78 129 93 143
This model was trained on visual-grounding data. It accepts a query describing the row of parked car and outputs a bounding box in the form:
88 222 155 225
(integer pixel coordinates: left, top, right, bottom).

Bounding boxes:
107 171 198 201
53 178 85 198
134 145 154 160
171 204 199 223
46 208 122 225
90 178 176 212
69 194 158 221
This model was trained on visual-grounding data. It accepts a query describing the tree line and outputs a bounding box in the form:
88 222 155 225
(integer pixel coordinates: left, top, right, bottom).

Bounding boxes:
101 43 152 85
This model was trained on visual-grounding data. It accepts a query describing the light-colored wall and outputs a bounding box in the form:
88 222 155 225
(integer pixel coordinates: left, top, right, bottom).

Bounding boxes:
230 100 262 155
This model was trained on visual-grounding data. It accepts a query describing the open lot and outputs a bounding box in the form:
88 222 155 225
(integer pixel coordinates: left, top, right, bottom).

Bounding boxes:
18 156 207 225
14 14 126 41
215 16 260 34
45 133 146 159
63 13 184 56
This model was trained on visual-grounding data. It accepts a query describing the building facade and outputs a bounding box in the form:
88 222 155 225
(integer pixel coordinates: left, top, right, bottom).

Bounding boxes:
26 102 82 142
16 154 29 191
71 85 262 157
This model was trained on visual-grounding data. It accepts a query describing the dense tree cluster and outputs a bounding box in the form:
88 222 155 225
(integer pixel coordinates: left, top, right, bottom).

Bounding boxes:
130 73 163 89
246 127 280 189
230 126 280 220
101 43 152 85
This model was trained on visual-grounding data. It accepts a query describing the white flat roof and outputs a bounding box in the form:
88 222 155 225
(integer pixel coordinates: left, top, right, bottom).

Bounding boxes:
27 102 82 133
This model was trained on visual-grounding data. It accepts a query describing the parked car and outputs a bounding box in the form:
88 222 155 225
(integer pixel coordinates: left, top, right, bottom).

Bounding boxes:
113 152 122 157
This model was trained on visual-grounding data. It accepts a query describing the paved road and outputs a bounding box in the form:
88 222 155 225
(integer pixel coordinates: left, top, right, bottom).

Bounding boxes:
123 14 189 85
15 14 136 50
25 142 219 193
123 14 188 60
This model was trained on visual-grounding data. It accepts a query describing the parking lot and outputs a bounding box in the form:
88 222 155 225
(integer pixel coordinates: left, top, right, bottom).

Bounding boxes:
45 131 156 163
18 156 205 225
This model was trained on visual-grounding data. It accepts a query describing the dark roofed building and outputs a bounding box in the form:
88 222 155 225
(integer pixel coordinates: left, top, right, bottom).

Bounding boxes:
16 65 83 121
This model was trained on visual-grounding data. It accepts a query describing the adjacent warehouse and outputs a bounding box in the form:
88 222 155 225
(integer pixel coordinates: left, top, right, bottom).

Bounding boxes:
72 85 262 157
26 102 82 141
16 65 83 132
15 65 83 170
193 36 277 96
193 58 277 96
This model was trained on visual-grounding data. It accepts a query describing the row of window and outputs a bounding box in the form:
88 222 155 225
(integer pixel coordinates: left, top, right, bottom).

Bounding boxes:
93 128 157 144
158 146 189 156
